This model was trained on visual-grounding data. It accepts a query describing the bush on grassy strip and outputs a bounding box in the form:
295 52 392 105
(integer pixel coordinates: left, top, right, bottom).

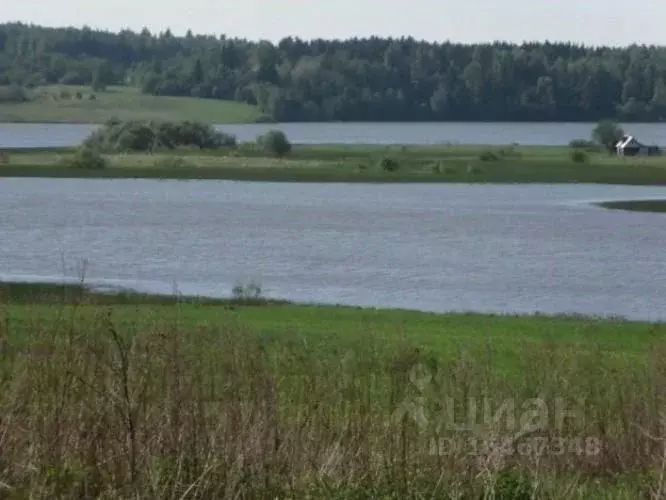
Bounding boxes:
256 130 292 157
479 150 501 161
379 156 399 172
83 119 237 153
571 150 589 163
65 147 108 169
155 121 237 150
0 151 9 165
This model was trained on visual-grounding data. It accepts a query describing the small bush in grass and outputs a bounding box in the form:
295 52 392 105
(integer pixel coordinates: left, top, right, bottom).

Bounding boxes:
571 150 589 163
0 151 9 165
379 156 399 172
480 150 500 161
257 130 292 157
67 147 108 169
431 161 442 173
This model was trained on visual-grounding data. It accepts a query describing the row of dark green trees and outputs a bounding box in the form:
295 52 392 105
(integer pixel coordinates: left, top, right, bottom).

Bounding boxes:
3 22 666 122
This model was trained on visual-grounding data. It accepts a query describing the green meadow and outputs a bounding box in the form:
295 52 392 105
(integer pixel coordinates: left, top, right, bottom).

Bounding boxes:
0 282 664 498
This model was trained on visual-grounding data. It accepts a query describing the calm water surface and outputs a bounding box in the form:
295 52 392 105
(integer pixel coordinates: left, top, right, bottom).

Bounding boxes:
2 122 666 147
1 179 666 320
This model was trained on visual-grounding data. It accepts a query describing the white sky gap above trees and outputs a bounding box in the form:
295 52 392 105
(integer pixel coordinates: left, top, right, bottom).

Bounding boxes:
4 0 665 47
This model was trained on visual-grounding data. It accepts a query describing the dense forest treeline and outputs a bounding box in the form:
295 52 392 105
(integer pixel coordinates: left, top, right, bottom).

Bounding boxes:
2 22 666 122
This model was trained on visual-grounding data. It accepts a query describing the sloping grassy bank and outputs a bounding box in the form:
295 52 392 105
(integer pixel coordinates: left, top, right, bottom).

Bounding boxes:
0 85 263 124
0 282 665 498
3 144 666 184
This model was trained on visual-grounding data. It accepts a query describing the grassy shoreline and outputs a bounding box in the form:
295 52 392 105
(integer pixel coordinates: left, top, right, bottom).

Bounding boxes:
4 144 666 184
1 281 666 497
2 280 658 321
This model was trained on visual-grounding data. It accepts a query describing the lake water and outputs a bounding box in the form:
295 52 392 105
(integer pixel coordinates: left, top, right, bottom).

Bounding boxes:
2 122 666 147
2 178 666 321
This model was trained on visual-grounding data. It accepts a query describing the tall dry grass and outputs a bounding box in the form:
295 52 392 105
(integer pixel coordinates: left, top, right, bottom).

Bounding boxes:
0 306 664 498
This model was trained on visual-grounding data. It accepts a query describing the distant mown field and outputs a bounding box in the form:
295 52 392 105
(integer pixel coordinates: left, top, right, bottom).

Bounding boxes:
0 85 263 124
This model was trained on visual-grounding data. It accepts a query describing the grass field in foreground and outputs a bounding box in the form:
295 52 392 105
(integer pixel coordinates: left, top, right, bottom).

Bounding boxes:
1 282 665 498
0 85 263 124
4 143 666 184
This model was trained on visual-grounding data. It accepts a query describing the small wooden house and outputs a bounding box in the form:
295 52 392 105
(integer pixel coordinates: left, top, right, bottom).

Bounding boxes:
615 135 661 156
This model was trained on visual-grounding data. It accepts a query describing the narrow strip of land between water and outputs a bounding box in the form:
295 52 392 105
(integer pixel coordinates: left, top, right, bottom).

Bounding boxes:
596 199 666 212
3 143 666 184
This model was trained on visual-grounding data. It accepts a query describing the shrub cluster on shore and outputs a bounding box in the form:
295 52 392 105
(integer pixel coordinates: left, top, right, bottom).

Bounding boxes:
83 119 238 153
74 119 293 166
